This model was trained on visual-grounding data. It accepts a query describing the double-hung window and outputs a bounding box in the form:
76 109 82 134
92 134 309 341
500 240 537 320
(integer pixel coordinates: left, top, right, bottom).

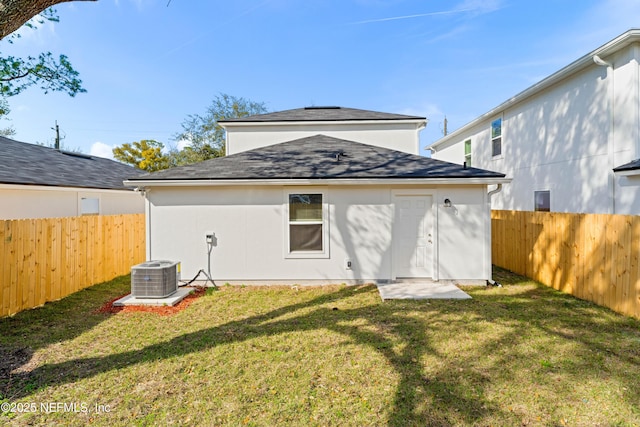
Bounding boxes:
491 117 502 157
286 190 328 258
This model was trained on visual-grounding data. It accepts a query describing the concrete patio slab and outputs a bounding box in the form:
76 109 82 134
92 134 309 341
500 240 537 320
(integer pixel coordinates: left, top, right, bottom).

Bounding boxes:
376 281 472 300
112 287 193 307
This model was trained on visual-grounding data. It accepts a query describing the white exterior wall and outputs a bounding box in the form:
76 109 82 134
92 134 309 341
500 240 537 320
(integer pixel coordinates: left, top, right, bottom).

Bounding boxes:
431 43 640 214
145 184 490 283
0 184 144 219
224 122 422 155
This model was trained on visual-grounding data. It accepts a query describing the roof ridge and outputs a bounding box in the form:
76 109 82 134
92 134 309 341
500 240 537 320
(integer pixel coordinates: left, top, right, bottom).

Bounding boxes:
130 135 505 182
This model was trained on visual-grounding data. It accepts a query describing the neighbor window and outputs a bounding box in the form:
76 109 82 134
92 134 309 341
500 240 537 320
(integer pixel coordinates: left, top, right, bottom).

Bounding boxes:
464 139 472 167
80 197 99 215
491 117 502 157
286 191 328 258
534 191 550 212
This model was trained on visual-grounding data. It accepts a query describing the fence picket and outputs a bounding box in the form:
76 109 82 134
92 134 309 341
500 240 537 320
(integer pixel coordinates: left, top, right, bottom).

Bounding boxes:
0 214 145 317
492 210 640 319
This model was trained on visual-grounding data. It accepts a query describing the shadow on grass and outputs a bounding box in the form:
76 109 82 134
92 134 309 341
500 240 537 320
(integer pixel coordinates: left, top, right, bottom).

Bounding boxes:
2 267 640 425
0 276 130 399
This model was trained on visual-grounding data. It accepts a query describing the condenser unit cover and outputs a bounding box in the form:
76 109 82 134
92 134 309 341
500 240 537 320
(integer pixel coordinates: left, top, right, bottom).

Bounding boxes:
131 260 179 298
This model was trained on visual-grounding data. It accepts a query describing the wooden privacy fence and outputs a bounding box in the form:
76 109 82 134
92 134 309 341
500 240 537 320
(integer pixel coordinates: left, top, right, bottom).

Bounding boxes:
491 210 640 319
0 214 145 317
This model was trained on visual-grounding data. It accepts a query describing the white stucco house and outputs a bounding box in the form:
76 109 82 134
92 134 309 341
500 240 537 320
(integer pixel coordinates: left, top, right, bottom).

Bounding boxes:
428 29 640 214
126 107 509 284
0 136 145 219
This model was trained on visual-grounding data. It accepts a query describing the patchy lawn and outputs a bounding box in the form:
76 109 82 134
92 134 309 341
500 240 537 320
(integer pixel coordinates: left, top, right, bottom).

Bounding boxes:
1 268 639 426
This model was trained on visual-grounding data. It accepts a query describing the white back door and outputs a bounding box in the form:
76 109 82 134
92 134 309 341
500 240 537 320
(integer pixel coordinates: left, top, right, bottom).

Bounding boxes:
393 195 434 278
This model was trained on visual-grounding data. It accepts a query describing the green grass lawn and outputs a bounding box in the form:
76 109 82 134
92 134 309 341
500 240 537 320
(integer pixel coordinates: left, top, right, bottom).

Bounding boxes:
1 268 639 426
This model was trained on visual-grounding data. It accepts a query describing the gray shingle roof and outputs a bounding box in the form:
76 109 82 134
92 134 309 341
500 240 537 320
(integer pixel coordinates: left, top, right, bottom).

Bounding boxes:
219 106 425 123
0 136 144 190
129 135 505 182
613 158 640 172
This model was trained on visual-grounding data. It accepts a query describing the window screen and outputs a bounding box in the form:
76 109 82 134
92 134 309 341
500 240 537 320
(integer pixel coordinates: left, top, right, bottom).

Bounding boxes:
289 194 323 252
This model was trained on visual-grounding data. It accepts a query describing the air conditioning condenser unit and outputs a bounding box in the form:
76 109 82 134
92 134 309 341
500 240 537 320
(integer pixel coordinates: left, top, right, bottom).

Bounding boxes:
131 260 180 298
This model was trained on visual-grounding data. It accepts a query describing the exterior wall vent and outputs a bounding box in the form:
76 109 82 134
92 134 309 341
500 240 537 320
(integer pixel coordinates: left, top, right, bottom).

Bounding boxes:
131 260 180 298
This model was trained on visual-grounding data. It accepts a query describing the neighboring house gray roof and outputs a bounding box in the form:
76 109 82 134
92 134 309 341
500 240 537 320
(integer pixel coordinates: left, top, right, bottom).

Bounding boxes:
219 106 425 123
613 158 640 172
0 136 144 190
128 135 505 182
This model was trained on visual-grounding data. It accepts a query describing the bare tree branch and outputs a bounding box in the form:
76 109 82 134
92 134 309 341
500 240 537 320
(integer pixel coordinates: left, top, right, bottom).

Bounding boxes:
0 0 97 40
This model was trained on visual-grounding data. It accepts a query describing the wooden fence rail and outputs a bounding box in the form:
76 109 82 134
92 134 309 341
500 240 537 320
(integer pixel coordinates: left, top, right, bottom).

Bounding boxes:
0 214 145 317
491 210 640 319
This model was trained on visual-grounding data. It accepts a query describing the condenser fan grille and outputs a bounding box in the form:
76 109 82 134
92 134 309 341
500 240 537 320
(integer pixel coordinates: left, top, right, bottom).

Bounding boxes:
131 261 179 298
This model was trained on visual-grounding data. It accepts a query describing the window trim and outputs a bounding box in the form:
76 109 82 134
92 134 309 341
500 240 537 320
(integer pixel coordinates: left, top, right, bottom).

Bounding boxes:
284 188 329 259
464 139 472 167
491 116 503 158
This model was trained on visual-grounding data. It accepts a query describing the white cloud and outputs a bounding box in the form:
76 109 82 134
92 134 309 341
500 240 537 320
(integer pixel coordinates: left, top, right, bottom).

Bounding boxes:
175 138 190 150
90 142 115 160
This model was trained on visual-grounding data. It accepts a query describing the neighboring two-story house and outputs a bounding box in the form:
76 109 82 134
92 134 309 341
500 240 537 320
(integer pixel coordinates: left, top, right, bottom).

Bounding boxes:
428 29 640 214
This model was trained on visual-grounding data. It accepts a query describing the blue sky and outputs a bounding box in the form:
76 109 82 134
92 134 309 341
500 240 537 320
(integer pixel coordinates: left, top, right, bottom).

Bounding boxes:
3 0 640 158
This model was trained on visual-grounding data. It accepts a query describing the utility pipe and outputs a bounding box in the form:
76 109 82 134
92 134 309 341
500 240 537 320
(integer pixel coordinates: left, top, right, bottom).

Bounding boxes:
485 183 503 286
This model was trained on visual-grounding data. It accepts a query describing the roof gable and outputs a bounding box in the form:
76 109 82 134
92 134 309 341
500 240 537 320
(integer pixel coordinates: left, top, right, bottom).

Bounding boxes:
0 136 144 190
129 135 505 182
219 106 425 123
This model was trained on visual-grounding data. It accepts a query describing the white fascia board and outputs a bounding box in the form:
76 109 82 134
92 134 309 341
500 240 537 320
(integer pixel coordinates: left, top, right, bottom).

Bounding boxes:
124 177 511 188
614 169 640 176
220 118 427 130
0 183 134 193
428 28 640 151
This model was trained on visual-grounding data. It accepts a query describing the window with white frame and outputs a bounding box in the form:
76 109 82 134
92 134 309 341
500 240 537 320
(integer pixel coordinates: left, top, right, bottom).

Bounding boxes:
491 117 502 157
534 191 550 212
286 191 328 258
464 139 472 167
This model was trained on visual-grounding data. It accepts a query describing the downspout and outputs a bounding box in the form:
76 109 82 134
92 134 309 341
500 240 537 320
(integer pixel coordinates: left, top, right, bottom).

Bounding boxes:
136 187 151 260
594 54 616 214
486 184 503 286
147 191 152 260
416 119 427 154
488 183 503 200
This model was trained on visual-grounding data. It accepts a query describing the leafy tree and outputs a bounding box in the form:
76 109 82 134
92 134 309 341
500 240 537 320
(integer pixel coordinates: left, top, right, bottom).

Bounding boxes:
1 8 85 98
0 98 16 136
112 95 269 171
113 140 169 172
174 93 268 164
1 4 88 133
1 52 85 97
